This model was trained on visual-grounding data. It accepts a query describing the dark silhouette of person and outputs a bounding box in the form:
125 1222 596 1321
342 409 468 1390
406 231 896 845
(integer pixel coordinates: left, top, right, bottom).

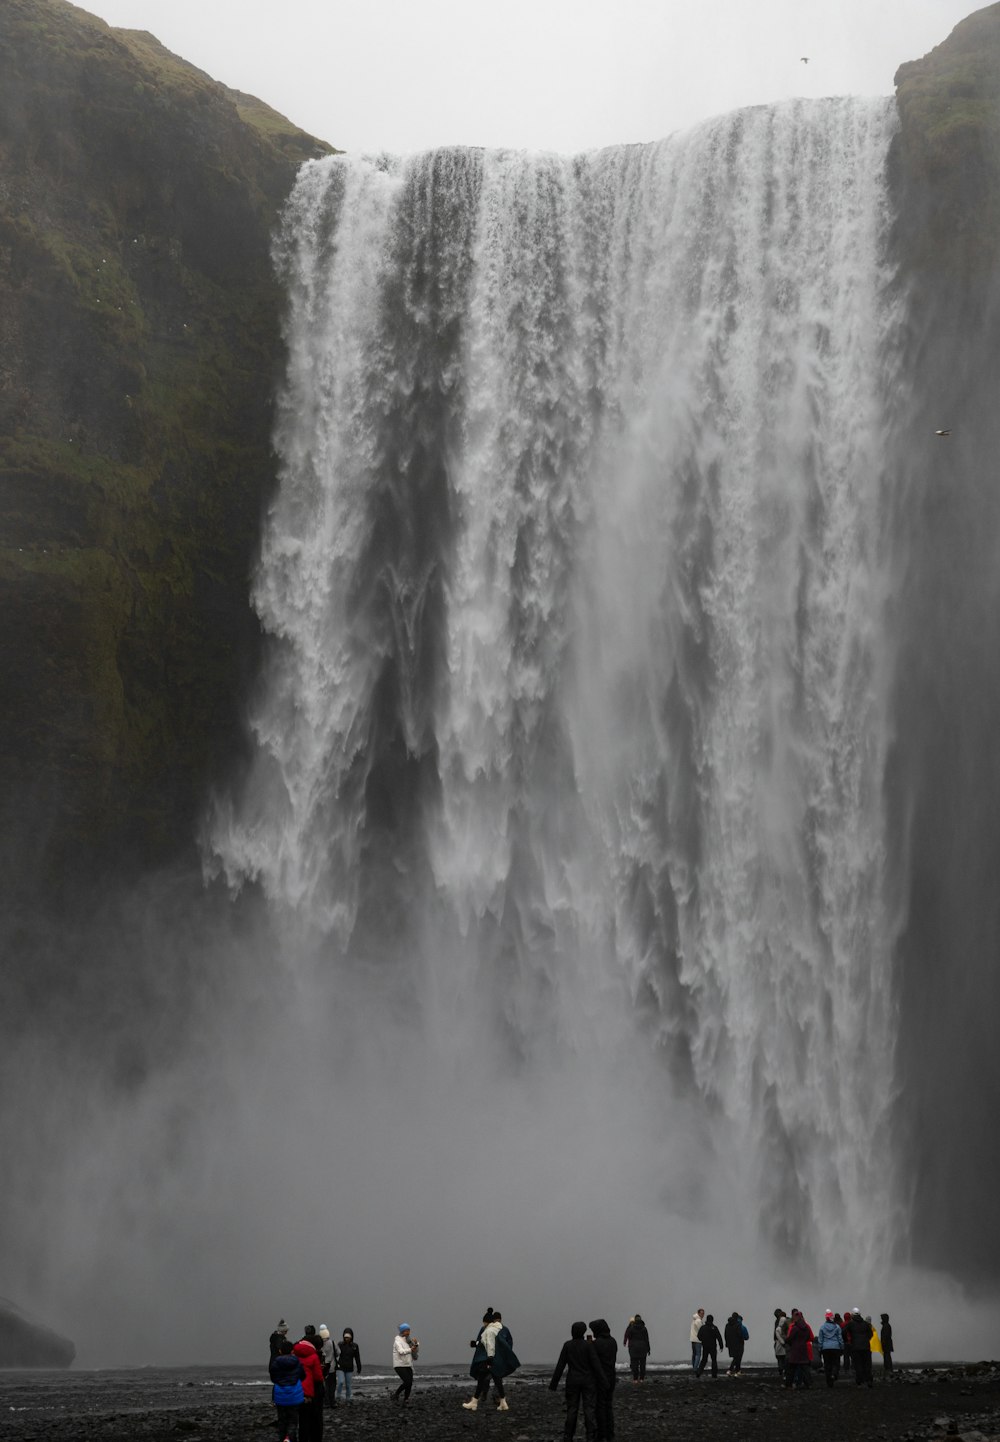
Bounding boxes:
850 1310 873 1387
623 1313 650 1381
723 1312 746 1374
880 1313 894 1375
588 1319 618 1442
550 1320 607 1442
696 1314 724 1377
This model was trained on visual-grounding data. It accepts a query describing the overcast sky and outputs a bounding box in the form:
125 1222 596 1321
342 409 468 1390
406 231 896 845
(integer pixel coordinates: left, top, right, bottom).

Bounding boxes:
77 0 978 154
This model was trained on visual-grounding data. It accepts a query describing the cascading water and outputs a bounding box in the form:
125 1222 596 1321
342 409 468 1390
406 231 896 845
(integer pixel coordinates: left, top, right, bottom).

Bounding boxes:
210 96 907 1318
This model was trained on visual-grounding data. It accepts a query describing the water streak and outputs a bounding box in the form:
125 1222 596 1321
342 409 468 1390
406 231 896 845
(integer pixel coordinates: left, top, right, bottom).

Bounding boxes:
211 97 905 1274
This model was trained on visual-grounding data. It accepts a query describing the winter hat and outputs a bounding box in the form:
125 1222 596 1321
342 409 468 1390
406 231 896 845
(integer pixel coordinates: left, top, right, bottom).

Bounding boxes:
319 1325 330 1339
277 1320 288 1333
399 1324 411 1333
825 1310 834 1319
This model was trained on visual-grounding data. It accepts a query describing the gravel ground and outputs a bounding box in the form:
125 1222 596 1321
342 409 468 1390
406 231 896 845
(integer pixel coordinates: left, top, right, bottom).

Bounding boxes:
2 1364 999 1442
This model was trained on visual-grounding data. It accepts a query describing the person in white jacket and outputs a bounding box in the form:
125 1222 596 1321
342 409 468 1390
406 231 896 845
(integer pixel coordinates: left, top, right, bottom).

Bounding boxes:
390 1324 418 1402
690 1309 705 1372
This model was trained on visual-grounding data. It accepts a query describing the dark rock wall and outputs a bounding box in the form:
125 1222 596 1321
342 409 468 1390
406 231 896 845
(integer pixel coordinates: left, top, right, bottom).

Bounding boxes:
888 3 1000 1280
0 0 332 892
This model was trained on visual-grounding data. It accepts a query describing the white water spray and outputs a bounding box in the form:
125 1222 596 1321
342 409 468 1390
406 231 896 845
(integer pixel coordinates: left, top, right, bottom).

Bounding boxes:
210 97 906 1319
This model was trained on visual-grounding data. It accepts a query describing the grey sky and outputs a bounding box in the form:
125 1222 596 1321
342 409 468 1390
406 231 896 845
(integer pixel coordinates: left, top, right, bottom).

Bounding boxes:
77 0 977 155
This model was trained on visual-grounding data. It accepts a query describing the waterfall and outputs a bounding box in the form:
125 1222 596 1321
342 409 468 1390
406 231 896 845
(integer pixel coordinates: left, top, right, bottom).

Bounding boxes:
211 97 905 1283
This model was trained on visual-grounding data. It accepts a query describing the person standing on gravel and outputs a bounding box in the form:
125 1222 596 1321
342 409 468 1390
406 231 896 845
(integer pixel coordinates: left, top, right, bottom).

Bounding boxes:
880 1313 894 1375
334 1328 362 1402
849 1309 873 1388
817 1309 844 1386
269 1337 305 1442
463 1308 519 1413
550 1320 607 1442
783 1309 814 1389
623 1313 650 1381
269 1319 290 1360
773 1309 789 1380
588 1318 618 1442
690 1308 705 1372
695 1314 723 1378
723 1313 746 1375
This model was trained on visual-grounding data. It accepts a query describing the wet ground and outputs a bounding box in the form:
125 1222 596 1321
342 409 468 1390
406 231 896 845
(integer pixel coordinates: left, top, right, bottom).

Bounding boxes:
1 1363 999 1441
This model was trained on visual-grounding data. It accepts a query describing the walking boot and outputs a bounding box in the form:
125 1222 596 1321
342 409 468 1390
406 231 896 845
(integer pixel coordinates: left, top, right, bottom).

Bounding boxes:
462 1397 478 1410
497 1398 509 1411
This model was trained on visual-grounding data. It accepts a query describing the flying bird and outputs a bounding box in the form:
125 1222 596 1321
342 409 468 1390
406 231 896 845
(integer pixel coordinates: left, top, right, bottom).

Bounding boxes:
935 429 951 437
800 56 809 63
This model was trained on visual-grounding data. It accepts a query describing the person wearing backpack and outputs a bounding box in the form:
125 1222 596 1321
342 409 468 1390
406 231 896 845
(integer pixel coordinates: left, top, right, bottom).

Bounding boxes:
723 1313 747 1375
269 1338 305 1442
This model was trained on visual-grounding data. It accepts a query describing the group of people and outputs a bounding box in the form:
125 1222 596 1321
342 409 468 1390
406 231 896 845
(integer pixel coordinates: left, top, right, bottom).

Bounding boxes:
688 1308 748 1377
267 1319 362 1442
267 1303 897 1441
772 1307 894 1388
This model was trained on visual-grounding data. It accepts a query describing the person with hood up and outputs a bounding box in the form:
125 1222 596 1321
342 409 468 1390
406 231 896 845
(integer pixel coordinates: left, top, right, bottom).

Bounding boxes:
783 1309 814 1389
269 1338 305 1442
270 1319 290 1361
463 1308 520 1412
689 1308 705 1372
623 1313 650 1381
816 1309 844 1387
773 1309 788 1380
390 1324 418 1402
880 1313 894 1375
549 1320 607 1442
849 1309 873 1388
723 1313 747 1375
588 1319 618 1442
292 1332 325 1442
695 1314 724 1377
841 1307 854 1371
334 1329 362 1402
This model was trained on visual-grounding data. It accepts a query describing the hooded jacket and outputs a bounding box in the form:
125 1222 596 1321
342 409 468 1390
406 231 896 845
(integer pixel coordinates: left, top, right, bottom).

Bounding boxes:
697 1318 723 1354
724 1316 746 1354
292 1340 324 1400
588 1320 618 1388
624 1317 650 1356
550 1335 607 1392
849 1314 873 1351
817 1319 843 1351
785 1314 814 1366
335 1337 362 1374
270 1351 305 1407
690 1312 704 1344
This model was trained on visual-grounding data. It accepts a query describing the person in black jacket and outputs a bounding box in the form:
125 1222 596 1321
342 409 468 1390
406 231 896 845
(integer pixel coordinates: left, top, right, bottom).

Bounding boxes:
623 1313 650 1381
880 1313 894 1375
723 1313 746 1375
550 1321 607 1442
849 1310 873 1387
588 1319 618 1442
334 1330 362 1401
695 1314 724 1377
269 1320 290 1361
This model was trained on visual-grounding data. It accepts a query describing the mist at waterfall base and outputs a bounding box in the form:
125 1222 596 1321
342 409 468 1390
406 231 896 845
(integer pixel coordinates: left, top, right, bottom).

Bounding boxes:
4 99 1000 1367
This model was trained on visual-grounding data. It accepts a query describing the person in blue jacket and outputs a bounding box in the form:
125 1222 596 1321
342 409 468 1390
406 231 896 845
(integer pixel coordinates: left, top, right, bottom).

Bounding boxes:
817 1309 844 1387
269 1337 306 1442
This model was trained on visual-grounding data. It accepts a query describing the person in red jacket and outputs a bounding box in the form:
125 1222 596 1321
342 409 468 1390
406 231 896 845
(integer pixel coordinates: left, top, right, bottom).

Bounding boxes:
293 1335 325 1442
783 1309 814 1390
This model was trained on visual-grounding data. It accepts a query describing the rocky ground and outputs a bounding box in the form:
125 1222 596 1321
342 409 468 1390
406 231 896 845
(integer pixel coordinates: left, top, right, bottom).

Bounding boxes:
2 1365 1000 1442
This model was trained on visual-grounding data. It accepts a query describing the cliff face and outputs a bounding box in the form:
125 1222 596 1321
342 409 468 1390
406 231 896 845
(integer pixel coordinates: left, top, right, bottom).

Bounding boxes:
0 0 332 889
888 4 1000 1281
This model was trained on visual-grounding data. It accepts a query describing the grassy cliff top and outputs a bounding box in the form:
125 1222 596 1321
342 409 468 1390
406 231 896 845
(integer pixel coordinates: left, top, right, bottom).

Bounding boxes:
893 3 1000 272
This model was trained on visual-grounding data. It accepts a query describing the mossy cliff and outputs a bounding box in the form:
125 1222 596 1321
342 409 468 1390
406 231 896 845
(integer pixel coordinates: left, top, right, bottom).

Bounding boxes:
0 0 333 887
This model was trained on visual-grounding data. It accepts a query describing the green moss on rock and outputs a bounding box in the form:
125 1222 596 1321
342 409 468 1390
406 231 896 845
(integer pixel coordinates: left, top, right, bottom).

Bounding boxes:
0 0 335 886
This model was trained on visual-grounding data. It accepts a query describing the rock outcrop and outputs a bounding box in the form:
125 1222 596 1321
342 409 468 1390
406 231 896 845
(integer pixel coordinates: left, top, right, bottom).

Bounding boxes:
0 1298 75 1367
0 0 333 894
